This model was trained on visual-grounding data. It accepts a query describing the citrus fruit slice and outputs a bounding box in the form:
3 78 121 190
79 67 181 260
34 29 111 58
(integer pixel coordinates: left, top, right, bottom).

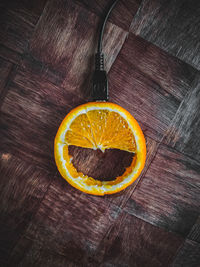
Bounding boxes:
54 102 146 195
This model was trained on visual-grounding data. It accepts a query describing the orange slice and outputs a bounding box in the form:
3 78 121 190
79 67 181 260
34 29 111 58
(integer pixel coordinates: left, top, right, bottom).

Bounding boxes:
54 102 146 195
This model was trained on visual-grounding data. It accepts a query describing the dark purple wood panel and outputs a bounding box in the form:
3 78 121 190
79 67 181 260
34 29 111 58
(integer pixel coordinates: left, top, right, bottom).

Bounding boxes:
0 66 86 172
75 0 142 31
0 45 21 65
105 136 159 207
69 145 134 181
95 211 183 267
10 239 90 267
108 33 197 141
21 53 65 87
9 176 120 266
0 0 200 265
131 0 200 70
171 239 200 267
29 0 127 98
125 143 200 237
164 76 200 163
188 216 200 243
0 61 16 109
1 0 47 20
0 0 46 55
0 153 52 266
0 8 33 54
0 58 13 96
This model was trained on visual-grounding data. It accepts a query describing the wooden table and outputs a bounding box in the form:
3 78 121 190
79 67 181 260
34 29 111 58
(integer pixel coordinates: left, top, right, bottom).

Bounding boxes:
0 0 200 266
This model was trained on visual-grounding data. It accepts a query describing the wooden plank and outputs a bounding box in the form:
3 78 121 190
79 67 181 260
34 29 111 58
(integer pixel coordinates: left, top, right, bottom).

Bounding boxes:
164 75 200 163
0 66 86 172
1 1 200 265
0 45 21 65
0 60 159 209
188 216 200 243
131 0 200 70
105 136 159 207
108 33 197 142
21 53 64 87
0 58 13 96
0 153 51 266
1 0 47 22
11 239 88 267
95 211 183 267
125 143 200 237
68 145 134 181
29 0 128 97
0 0 46 55
75 0 142 31
9 176 120 266
0 60 16 110
0 7 33 54
171 239 200 267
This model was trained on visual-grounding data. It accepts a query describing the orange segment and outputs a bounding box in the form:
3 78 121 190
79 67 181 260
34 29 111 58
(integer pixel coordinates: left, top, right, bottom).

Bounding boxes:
101 111 136 152
66 113 96 148
65 130 94 148
54 102 146 195
87 109 109 145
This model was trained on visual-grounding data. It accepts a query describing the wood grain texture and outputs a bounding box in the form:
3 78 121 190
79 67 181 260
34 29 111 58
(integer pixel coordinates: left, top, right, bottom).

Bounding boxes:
0 153 52 266
125 143 200 237
0 0 200 265
29 0 128 98
188 216 200 243
131 0 200 70
0 0 46 55
9 176 120 266
108 33 196 141
69 145 134 181
0 66 86 172
1 0 47 19
95 211 183 267
75 0 142 31
21 53 65 87
0 58 13 96
105 136 159 207
0 44 21 65
10 240 89 267
0 7 33 54
164 75 200 163
171 239 200 267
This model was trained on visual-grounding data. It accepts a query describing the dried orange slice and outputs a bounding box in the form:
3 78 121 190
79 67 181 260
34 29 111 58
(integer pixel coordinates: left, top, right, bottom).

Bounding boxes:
54 102 146 195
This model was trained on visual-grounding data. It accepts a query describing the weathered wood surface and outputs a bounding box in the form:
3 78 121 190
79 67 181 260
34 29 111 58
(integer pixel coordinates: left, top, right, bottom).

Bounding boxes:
188 216 200 243
125 144 200 237
0 0 200 266
69 145 134 181
131 0 200 70
0 154 52 265
171 239 200 267
0 0 47 55
0 58 13 97
74 0 142 31
108 33 197 141
95 211 184 267
29 0 128 98
164 75 200 162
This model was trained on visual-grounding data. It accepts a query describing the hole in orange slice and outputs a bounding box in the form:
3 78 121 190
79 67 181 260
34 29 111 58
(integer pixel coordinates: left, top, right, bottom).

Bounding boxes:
68 145 135 181
54 102 146 195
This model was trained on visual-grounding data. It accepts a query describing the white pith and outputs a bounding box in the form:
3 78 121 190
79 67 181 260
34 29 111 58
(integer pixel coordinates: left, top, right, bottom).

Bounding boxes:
56 105 144 194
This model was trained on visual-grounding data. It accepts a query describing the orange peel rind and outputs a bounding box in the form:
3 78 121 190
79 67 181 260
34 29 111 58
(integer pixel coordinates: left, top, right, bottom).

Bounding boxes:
54 102 146 195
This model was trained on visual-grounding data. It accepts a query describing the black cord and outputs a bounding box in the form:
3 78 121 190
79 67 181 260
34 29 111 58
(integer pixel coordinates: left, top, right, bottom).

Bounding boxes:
92 0 119 101
97 0 119 53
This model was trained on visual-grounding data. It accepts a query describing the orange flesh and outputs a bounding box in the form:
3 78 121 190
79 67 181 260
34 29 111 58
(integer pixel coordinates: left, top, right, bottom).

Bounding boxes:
65 110 136 153
54 102 146 195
